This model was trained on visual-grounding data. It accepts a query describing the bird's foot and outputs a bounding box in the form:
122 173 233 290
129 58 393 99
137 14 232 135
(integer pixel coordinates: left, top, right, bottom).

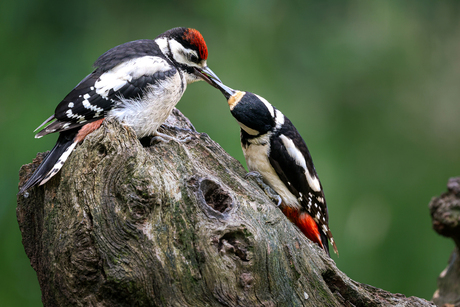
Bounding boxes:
150 131 193 146
161 124 195 134
245 171 282 206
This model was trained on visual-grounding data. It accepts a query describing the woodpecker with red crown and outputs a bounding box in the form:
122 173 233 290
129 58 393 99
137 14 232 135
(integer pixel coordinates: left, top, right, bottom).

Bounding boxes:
19 27 220 194
210 80 338 256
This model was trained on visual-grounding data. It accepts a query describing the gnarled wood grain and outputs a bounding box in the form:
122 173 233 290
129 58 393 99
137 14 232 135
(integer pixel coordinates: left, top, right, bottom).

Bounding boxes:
17 109 435 307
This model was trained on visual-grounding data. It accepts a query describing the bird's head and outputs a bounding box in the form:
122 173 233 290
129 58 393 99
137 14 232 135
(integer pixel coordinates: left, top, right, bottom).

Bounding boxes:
157 27 220 85
209 79 278 136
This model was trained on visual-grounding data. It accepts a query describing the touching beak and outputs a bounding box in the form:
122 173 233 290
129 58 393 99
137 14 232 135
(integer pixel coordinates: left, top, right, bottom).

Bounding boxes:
210 79 236 100
194 66 222 86
194 67 236 99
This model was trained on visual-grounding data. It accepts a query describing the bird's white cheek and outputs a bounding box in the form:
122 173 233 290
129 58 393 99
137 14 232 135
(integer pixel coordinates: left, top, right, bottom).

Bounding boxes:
238 121 259 136
168 39 199 67
183 73 201 84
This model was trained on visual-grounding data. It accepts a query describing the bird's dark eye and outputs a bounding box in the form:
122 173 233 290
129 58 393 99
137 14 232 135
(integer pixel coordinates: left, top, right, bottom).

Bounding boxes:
189 54 199 63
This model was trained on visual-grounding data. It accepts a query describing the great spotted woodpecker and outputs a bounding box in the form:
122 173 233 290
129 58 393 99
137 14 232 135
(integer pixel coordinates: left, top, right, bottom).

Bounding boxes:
19 27 220 194
210 81 338 256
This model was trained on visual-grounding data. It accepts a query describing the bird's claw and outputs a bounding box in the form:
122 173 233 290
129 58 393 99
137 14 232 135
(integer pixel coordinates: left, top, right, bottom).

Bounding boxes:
245 171 282 207
150 131 193 146
161 124 195 134
244 171 263 180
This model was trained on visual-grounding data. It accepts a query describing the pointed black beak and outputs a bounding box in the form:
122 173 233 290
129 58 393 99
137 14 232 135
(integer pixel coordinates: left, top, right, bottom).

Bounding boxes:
194 67 236 99
194 66 221 86
211 79 236 100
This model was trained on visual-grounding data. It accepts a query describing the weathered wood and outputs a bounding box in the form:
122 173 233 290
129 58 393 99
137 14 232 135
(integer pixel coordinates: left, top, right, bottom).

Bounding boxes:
17 109 435 307
430 177 460 307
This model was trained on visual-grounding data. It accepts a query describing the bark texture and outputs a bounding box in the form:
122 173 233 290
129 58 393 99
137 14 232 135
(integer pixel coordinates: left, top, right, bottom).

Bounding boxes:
17 109 435 307
430 177 460 307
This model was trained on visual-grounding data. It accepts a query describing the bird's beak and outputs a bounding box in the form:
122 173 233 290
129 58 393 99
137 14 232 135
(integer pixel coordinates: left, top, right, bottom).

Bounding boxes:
194 67 236 99
210 79 236 100
194 66 221 86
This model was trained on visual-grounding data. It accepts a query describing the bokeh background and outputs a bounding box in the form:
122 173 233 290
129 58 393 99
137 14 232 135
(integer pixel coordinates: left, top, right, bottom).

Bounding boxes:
1 0 459 305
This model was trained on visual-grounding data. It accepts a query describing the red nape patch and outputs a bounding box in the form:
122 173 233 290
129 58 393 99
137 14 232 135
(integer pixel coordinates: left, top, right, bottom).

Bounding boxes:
184 28 208 60
281 206 324 249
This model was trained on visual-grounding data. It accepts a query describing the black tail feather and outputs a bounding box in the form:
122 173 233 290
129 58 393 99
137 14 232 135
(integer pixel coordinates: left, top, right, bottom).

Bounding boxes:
320 231 330 257
18 130 78 194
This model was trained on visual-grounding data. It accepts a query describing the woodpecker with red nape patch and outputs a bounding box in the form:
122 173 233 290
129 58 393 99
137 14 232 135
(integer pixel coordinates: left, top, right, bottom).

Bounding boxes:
210 81 338 256
19 27 220 194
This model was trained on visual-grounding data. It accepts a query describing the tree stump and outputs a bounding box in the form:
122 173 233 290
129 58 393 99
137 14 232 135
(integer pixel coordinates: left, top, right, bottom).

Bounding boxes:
17 109 435 307
430 177 460 307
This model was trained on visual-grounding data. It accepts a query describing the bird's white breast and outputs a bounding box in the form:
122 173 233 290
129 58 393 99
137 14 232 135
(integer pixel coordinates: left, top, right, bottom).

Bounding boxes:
108 70 185 138
243 134 301 209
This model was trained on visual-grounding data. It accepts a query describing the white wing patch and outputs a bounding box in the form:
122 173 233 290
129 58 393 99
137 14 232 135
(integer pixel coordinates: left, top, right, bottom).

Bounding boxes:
279 134 321 192
82 94 104 113
66 109 86 123
94 56 170 97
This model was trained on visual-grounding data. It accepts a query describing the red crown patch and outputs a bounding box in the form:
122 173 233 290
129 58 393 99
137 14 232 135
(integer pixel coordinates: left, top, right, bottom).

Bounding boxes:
184 28 208 60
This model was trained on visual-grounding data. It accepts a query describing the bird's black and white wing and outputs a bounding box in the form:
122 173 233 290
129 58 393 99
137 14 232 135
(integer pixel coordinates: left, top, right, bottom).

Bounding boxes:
35 40 176 138
268 116 337 254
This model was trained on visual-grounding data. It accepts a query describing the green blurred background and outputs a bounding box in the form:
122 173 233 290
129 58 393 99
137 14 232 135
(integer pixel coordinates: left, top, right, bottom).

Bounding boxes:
1 0 459 305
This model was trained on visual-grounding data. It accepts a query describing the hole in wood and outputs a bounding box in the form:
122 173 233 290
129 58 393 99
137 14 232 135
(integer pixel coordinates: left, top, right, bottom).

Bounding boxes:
218 231 250 262
139 136 152 148
97 144 107 156
200 179 232 213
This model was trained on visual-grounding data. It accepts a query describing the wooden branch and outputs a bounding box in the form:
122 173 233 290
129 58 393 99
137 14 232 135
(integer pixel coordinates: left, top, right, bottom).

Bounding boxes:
17 109 435 306
430 177 460 307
